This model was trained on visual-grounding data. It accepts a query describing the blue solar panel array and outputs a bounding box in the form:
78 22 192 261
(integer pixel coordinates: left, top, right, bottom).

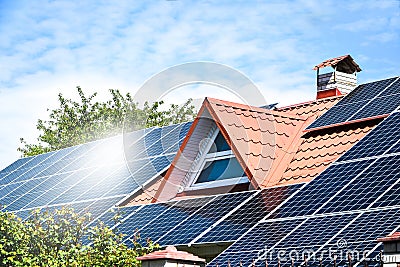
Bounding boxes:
210 110 400 267
307 76 399 130
0 122 192 223
338 112 400 161
2 80 400 267
85 185 302 248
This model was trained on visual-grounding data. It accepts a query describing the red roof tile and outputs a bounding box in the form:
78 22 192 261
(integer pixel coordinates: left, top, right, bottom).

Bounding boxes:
150 95 378 201
137 245 205 262
377 232 400 242
313 55 361 72
125 177 163 206
204 98 308 188
279 124 374 184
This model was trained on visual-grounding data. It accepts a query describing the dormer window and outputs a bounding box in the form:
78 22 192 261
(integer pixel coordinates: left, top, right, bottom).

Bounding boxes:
187 131 249 190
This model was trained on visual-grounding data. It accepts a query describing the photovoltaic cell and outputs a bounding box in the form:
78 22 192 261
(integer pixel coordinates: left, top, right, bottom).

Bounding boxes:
208 219 304 267
0 122 189 226
271 159 375 218
338 112 400 161
338 77 398 105
210 208 400 267
372 182 400 208
196 184 302 244
129 196 215 245
351 93 400 121
317 155 400 214
380 78 400 97
306 100 369 129
92 205 142 228
116 202 177 245
307 77 399 130
157 191 255 246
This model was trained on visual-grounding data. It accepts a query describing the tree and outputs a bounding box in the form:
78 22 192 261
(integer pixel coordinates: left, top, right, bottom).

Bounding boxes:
18 87 196 157
0 206 158 266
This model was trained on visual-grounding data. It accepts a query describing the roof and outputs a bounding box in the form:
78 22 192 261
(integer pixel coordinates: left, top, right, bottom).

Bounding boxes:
204 98 308 188
313 55 362 73
377 232 400 242
137 245 205 262
274 96 376 184
124 176 163 206
150 95 377 202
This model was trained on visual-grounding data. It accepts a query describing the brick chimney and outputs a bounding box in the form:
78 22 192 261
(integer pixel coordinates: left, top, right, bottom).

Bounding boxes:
314 55 361 99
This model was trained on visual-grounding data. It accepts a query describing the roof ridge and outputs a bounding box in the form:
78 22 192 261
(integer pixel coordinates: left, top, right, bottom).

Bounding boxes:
277 95 344 111
207 97 306 121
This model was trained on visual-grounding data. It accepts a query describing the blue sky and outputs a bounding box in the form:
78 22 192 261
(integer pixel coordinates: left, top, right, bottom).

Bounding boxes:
0 0 399 169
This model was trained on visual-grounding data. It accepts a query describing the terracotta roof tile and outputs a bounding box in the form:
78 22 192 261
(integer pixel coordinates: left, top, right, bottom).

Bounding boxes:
276 96 344 117
125 177 163 206
377 232 400 242
279 124 374 184
313 54 361 72
137 245 205 262
151 96 378 200
206 98 308 188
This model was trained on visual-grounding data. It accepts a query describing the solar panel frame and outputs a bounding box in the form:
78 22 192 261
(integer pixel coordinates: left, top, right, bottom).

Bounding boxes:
157 191 255 246
270 159 375 218
317 155 400 214
126 196 216 245
338 112 400 161
0 122 191 227
195 184 303 244
306 77 399 130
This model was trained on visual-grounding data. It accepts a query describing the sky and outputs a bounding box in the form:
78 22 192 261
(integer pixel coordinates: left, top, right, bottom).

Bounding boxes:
0 0 399 169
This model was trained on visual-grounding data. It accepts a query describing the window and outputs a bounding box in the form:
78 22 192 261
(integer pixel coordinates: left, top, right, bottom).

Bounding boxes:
188 131 248 190
196 157 245 183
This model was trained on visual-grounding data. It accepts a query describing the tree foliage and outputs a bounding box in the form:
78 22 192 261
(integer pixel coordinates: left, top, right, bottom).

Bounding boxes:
0 206 158 266
19 87 196 157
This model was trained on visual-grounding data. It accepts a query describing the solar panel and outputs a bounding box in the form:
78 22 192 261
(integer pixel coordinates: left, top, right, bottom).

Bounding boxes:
195 184 302 244
307 77 399 130
351 93 400 121
271 159 375 218
208 219 304 267
317 155 400 214
92 205 142 228
307 100 370 129
210 98 400 266
125 196 215 244
210 208 400 267
0 122 192 227
338 112 400 161
157 191 255 246
337 77 398 105
115 202 178 245
378 78 400 97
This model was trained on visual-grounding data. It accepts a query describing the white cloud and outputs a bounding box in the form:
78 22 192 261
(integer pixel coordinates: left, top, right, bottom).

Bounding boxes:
0 0 399 169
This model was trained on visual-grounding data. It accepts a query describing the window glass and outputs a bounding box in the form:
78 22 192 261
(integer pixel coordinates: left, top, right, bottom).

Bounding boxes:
385 243 396 252
209 132 230 153
196 157 245 183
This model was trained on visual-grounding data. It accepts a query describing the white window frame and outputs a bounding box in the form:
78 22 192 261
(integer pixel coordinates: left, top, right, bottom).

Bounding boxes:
185 129 249 191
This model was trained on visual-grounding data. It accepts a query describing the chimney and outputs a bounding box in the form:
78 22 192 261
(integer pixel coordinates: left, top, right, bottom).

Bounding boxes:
314 55 362 99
